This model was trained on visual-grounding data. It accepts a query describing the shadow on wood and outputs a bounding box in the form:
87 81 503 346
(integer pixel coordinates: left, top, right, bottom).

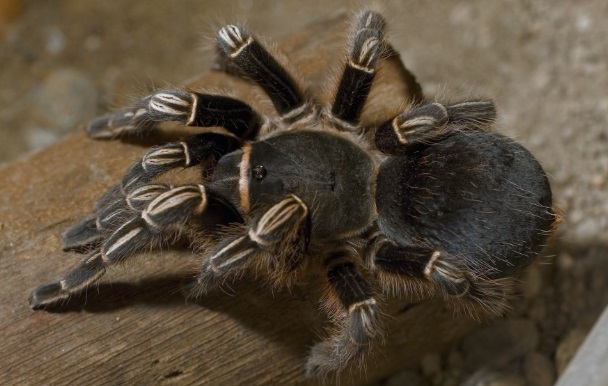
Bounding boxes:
0 14 478 385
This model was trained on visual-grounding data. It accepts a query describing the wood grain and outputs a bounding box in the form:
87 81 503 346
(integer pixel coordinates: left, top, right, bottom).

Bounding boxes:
0 15 478 385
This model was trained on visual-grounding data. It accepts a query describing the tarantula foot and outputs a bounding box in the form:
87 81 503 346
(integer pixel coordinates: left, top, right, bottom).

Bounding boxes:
29 281 67 310
306 299 381 377
305 338 371 377
61 215 102 252
180 278 203 300
305 340 342 377
30 252 107 310
181 270 225 299
87 105 151 139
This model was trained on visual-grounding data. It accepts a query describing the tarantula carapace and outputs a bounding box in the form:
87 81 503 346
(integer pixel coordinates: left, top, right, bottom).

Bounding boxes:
29 11 556 375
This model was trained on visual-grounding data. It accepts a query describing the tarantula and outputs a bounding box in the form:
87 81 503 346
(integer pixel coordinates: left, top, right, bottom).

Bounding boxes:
29 11 555 376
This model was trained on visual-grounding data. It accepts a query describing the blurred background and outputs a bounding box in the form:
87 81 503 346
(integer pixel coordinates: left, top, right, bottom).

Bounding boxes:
1 1 607 385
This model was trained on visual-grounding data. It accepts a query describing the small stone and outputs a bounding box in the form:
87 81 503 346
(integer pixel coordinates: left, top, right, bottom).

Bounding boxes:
462 369 526 386
556 252 574 271
486 374 526 386
524 351 555 386
440 369 462 386
84 35 101 51
520 265 542 299
30 69 97 135
528 298 547 324
447 348 465 370
555 328 588 374
462 318 539 370
25 127 60 150
591 174 606 188
45 25 65 54
420 352 442 378
384 368 423 386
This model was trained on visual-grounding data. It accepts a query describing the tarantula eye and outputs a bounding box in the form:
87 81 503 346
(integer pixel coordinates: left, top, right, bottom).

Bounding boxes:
252 165 267 180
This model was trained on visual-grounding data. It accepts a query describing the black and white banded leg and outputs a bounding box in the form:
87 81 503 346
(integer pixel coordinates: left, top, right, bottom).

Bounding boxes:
371 240 508 313
216 24 313 125
330 10 387 130
185 194 310 297
306 249 382 376
375 100 496 154
372 241 469 297
30 183 214 309
61 132 242 252
66 88 264 250
87 89 262 139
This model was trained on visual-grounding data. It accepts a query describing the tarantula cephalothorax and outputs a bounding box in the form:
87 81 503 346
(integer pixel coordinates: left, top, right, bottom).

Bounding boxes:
29 11 556 375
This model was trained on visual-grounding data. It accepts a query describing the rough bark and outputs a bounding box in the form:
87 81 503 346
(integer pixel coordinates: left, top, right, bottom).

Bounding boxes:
0 15 478 385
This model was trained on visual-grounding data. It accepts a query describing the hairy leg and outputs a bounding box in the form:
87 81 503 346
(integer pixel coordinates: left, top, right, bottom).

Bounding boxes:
185 194 310 297
87 89 262 139
375 100 496 154
370 239 509 315
330 10 387 130
62 131 241 251
31 183 214 309
306 248 382 376
216 24 314 126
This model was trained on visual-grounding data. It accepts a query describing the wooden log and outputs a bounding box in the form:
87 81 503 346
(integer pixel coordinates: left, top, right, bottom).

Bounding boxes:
0 15 478 385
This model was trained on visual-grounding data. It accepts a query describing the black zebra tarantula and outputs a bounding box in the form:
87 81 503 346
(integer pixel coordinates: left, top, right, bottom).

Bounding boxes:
29 11 556 376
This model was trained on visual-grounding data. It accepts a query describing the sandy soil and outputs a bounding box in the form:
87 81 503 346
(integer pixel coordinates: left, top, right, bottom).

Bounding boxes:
1 1 607 385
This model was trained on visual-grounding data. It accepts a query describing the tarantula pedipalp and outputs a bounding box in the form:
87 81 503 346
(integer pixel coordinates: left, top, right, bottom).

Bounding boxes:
29 11 556 376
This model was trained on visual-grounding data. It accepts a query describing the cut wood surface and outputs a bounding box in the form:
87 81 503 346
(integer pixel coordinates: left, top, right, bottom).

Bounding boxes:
0 15 479 385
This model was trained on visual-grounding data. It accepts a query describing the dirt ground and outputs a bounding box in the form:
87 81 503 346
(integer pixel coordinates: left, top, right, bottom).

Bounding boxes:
1 1 607 385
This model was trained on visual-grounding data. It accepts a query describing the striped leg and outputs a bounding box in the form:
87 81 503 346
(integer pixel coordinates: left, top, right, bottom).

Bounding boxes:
373 241 470 296
30 184 212 309
371 240 508 313
375 100 496 154
61 131 241 252
185 194 310 297
330 10 387 130
67 88 260 250
87 89 262 139
216 25 312 125
306 249 382 376
119 131 241 192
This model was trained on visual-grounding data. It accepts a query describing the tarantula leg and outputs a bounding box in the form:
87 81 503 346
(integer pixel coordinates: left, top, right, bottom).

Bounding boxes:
87 90 262 139
29 251 106 309
375 100 497 154
61 184 127 251
216 25 310 123
60 132 240 252
330 11 387 128
120 131 241 190
375 102 449 153
371 241 508 312
61 184 142 251
306 250 382 376
373 242 469 296
62 184 161 251
87 97 152 139
186 195 310 296
101 184 207 262
32 184 210 309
